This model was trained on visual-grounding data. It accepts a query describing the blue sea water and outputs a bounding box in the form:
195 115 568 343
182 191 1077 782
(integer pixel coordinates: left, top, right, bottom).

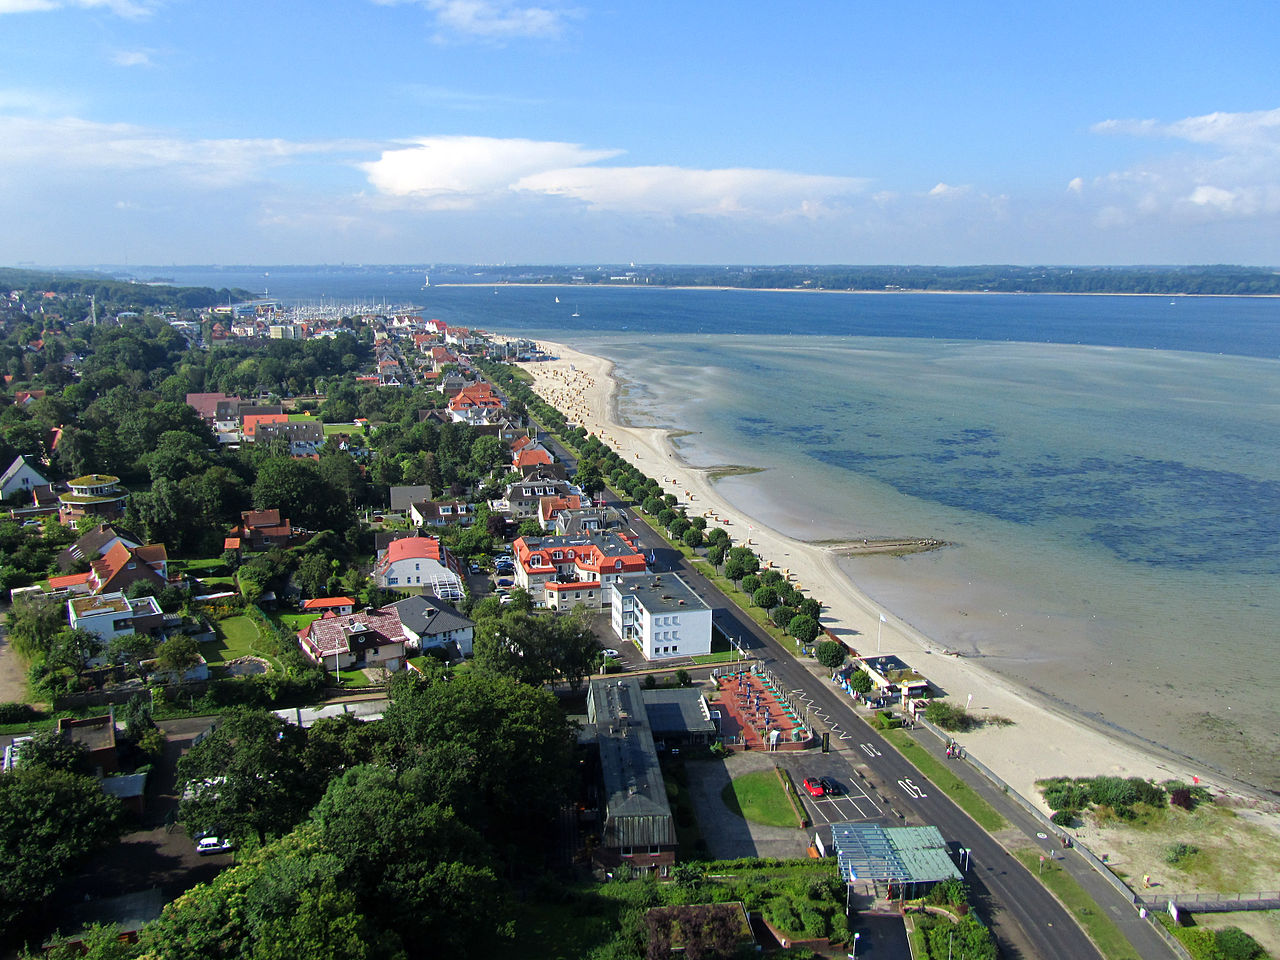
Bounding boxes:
150 269 1280 789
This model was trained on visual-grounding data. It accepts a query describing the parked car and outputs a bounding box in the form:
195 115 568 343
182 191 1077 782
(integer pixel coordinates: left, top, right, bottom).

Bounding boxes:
819 776 844 796
601 648 621 659
802 777 826 797
496 577 514 587
469 562 483 574
196 836 235 855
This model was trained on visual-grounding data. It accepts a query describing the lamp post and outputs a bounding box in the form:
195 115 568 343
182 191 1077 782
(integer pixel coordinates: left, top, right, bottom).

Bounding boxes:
848 932 861 958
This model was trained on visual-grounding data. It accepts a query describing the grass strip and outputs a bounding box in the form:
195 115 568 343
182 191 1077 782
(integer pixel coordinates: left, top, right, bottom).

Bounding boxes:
1012 848 1142 960
879 728 1008 832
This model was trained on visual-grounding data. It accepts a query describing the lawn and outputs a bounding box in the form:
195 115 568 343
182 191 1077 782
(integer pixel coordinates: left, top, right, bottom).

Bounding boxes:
1012 848 1141 960
334 668 372 687
200 615 281 672
690 650 747 665
720 769 800 828
275 612 319 633
881 728 1008 832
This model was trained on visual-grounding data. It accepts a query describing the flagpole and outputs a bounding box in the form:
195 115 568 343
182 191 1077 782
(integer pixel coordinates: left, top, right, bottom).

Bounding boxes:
877 613 886 652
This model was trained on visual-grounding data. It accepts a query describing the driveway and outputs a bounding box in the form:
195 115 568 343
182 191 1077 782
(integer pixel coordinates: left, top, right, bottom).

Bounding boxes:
683 750 811 860
0 622 29 705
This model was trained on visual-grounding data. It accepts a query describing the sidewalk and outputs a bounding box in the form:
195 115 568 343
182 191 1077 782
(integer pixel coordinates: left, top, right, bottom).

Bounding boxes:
903 722 1179 960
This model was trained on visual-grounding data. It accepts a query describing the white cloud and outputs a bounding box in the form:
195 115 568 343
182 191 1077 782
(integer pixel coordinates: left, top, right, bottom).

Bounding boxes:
1087 106 1280 225
927 182 970 199
360 135 619 205
360 135 867 217
0 0 158 16
372 0 574 40
0 115 366 187
1067 177 1084 193
111 49 154 67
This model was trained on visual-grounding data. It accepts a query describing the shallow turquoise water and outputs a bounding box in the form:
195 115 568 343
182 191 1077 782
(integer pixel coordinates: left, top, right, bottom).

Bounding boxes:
584 334 1280 791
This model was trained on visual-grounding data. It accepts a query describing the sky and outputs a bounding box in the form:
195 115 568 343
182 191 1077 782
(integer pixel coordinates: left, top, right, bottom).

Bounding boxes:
2 0 1280 266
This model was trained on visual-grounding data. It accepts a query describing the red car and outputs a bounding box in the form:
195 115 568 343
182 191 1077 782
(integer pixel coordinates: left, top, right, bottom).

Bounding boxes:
802 777 826 797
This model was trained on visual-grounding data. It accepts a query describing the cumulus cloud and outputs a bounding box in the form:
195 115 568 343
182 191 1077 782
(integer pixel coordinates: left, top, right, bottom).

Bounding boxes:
360 135 867 217
0 0 158 16
1067 177 1084 193
1087 106 1280 223
372 0 573 40
927 182 970 199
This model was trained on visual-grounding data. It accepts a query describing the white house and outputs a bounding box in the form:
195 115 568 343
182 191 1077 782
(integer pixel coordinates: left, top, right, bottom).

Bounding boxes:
1 455 48 500
610 573 713 661
512 532 648 608
373 537 464 601
67 591 163 643
383 595 475 657
298 608 408 672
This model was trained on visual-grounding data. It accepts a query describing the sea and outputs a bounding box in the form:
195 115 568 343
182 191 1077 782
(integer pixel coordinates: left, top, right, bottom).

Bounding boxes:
147 268 1280 793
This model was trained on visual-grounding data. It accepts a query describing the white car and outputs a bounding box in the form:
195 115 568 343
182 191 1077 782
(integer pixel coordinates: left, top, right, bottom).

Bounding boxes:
196 836 235 855
601 648 621 659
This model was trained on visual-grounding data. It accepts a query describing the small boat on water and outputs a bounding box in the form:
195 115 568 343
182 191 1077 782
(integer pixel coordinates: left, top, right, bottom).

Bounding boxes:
572 305 581 317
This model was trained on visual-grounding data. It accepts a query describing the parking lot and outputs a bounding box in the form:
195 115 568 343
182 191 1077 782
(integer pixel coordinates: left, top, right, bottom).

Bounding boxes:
774 754 887 826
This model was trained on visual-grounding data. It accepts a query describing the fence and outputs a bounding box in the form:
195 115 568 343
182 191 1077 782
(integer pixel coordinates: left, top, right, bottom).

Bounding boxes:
1137 891 1280 913
911 713 1139 906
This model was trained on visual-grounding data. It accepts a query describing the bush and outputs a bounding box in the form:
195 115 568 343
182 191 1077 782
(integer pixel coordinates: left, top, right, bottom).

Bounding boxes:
1214 926 1266 960
873 711 900 731
1041 778 1091 812
0 702 42 724
1050 809 1078 827
1165 842 1199 867
925 700 976 732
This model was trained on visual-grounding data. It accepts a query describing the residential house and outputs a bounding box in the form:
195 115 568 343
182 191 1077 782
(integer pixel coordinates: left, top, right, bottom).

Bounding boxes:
373 536 464 600
513 446 553 471
301 596 356 616
554 506 625 537
388 484 432 515
382 595 474 658
68 591 163 643
228 509 294 551
86 541 171 595
255 420 323 456
537 495 582 530
57 523 142 573
409 499 474 529
298 608 408 673
184 392 241 427
446 383 504 422
610 573 713 661
499 470 582 519
241 413 289 440
512 532 647 608
1 454 48 500
58 474 128 524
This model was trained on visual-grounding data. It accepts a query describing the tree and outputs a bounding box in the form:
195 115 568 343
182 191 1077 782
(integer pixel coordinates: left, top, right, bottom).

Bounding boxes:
13 729 92 775
788 614 822 645
706 542 726 567
848 669 873 694
177 708 309 843
154 634 201 678
752 586 778 610
516 518 543 538
0 767 124 930
46 627 103 682
815 640 847 669
6 593 66 662
682 526 703 548
473 606 597 692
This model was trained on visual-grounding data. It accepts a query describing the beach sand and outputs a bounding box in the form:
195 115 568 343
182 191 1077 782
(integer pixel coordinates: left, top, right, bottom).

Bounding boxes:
516 339 1242 807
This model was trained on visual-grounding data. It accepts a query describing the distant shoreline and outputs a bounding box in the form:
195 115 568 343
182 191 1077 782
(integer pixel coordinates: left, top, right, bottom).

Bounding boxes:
435 282 1280 299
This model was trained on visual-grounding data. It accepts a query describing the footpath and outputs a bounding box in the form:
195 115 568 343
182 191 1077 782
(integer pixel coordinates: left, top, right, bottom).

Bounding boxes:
894 708 1182 960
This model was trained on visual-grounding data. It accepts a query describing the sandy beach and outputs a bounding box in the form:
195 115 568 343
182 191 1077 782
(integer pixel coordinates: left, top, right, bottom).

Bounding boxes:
516 338 1240 807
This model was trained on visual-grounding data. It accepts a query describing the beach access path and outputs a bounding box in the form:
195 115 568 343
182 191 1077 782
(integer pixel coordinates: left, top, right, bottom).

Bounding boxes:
533 427 1169 960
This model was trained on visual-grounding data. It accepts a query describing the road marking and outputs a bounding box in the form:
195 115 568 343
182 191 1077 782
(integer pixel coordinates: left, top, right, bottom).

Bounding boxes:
860 743 882 758
898 778 928 799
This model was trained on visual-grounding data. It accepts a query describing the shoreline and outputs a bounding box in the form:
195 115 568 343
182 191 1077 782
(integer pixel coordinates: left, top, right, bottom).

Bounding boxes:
438 282 1280 299
517 338 1275 809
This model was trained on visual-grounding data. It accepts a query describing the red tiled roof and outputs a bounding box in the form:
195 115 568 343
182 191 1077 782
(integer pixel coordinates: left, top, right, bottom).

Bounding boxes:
300 608 407 658
48 572 92 590
302 596 357 610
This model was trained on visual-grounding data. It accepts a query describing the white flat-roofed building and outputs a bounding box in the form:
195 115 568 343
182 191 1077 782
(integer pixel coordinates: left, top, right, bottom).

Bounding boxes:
68 591 163 642
610 573 712 661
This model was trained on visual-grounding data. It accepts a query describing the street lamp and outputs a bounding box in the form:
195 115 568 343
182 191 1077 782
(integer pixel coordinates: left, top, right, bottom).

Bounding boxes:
848 932 861 958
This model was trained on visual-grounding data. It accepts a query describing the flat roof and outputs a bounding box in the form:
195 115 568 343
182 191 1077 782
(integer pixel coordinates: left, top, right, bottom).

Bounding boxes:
616 572 709 615
831 823 961 884
642 687 717 736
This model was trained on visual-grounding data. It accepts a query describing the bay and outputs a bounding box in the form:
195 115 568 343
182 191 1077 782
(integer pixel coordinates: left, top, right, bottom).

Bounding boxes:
150 268 1280 790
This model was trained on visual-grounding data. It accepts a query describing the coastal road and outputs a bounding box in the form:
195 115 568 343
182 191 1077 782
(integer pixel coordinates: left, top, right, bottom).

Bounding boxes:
575 482 1109 960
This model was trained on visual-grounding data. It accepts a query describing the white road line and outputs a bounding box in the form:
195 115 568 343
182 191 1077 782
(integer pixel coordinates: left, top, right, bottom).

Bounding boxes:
897 778 928 800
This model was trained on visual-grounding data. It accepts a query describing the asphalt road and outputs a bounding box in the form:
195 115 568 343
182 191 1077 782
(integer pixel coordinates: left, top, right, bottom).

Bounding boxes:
572 473 1104 960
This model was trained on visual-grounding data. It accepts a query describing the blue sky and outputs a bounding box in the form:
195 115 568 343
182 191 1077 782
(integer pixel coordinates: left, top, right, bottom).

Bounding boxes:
3 0 1279 266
